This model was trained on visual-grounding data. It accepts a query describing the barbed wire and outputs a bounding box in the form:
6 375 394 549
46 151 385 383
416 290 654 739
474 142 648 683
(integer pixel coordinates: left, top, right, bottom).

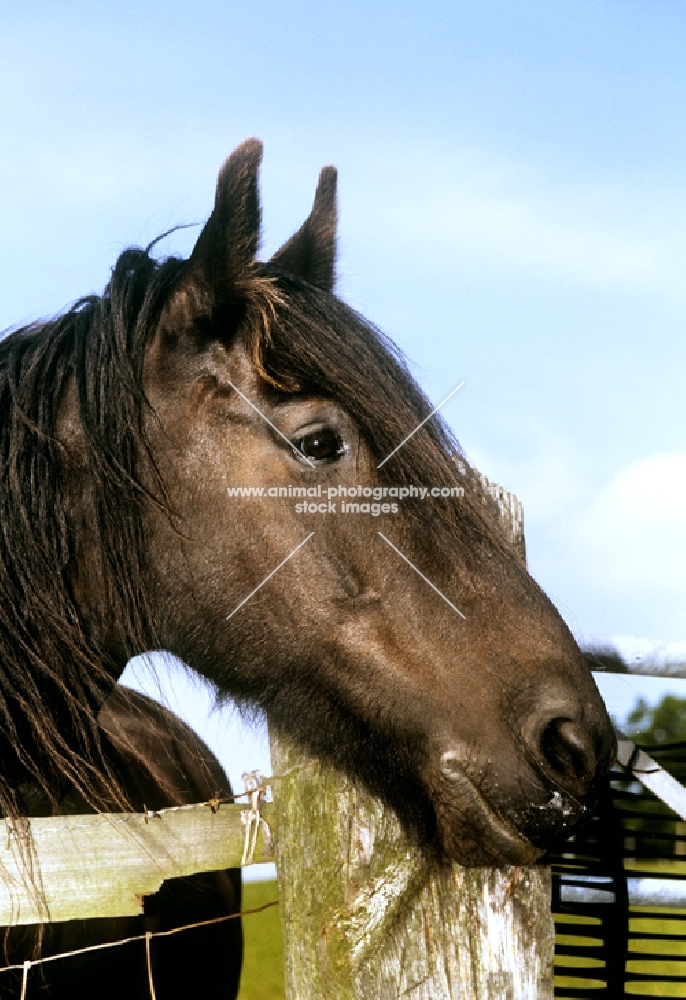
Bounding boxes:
1 759 319 998
10 898 279 999
138 756 318 818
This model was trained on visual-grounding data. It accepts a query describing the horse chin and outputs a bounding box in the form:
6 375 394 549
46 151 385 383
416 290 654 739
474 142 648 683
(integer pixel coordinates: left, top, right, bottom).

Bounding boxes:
434 776 546 867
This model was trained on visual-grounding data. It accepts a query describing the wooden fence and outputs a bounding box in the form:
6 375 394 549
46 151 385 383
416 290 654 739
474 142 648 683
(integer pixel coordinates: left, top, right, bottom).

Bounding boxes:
0 796 275 926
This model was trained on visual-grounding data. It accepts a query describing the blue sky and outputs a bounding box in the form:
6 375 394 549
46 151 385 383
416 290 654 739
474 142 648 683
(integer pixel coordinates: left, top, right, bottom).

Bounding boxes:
1 2 685 793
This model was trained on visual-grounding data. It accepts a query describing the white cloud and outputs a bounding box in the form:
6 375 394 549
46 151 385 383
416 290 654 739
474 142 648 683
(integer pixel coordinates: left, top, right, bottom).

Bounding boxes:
572 452 686 591
347 145 686 301
412 191 678 297
460 422 586 524
466 442 686 639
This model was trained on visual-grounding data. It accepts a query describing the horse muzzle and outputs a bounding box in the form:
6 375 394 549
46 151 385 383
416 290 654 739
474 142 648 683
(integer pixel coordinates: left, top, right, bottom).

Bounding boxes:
428 704 617 865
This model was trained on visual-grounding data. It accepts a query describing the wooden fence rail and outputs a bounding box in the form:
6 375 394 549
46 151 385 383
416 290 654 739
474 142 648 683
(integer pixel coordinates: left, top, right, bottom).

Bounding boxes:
0 798 274 925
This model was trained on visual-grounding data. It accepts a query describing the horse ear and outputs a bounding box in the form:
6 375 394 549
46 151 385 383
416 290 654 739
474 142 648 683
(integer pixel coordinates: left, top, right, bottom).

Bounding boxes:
189 138 263 294
270 166 337 292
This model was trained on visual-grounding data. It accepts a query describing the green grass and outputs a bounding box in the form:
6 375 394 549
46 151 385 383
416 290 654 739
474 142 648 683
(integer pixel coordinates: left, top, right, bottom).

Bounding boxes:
237 875 686 999
555 906 686 998
238 879 286 1000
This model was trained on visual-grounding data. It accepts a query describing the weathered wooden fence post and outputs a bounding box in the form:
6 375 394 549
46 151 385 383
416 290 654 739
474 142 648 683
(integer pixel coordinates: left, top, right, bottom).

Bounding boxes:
270 483 555 1000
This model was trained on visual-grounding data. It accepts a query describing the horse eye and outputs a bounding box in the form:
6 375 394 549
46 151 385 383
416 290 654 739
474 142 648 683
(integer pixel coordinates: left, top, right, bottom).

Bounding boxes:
295 429 345 462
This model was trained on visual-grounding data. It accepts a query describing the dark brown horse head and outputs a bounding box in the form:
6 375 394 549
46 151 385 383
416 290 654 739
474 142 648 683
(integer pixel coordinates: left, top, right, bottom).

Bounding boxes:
0 139 615 865
139 139 615 864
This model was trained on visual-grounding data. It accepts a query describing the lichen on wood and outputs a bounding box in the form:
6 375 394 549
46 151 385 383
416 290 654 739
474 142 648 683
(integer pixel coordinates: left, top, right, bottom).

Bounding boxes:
271 486 554 999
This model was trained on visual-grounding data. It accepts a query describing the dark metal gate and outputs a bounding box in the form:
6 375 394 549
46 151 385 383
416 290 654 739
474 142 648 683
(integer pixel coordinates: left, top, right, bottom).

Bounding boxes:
551 743 686 998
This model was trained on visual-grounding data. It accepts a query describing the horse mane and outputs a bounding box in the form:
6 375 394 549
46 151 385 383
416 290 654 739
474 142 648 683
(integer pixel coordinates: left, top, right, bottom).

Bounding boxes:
0 236 512 821
0 248 183 817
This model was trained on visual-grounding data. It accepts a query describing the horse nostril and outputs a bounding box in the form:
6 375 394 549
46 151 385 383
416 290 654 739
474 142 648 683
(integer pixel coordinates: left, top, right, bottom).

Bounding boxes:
540 718 598 788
